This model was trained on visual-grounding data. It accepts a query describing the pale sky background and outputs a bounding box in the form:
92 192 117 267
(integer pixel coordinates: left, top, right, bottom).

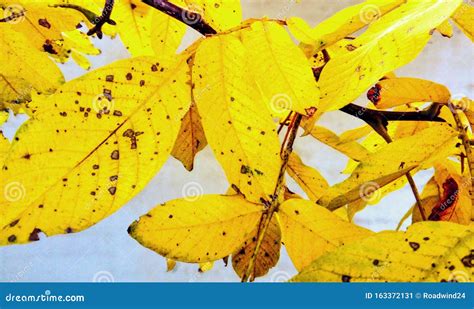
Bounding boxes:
0 0 473 282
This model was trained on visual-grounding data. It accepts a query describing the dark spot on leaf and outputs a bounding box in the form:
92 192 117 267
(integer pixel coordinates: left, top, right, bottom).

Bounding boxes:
38 18 51 29
342 275 351 282
29 228 42 241
409 242 420 251
8 235 16 243
108 187 117 195
461 252 474 267
111 150 120 160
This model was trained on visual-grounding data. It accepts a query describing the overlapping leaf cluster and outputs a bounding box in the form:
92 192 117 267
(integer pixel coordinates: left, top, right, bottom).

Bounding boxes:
0 0 473 282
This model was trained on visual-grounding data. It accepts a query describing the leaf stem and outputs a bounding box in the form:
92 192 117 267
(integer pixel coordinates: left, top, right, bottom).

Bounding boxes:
241 113 303 282
449 104 474 211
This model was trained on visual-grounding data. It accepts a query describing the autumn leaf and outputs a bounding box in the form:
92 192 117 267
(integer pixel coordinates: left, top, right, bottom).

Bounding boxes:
435 20 453 38
368 77 451 109
287 153 329 202
318 0 462 111
1 2 100 66
287 0 405 52
413 161 471 225
0 56 191 245
241 21 320 115
112 0 186 60
171 103 207 171
232 216 281 280
128 195 263 263
293 221 474 282
0 22 64 104
451 3 474 42
319 125 459 210
278 199 373 271
192 34 281 204
309 126 370 161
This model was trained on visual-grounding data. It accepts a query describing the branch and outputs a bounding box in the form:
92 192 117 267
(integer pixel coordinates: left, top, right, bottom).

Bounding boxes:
86 0 116 38
241 113 303 282
340 103 444 130
142 0 216 35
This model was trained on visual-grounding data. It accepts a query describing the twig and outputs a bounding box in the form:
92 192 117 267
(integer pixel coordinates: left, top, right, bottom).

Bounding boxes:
87 0 116 39
339 103 444 129
142 0 216 35
449 104 474 210
241 113 303 282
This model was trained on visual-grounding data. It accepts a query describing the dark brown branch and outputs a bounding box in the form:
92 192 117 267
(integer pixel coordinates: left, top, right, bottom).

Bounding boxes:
340 103 444 130
87 0 116 39
142 0 216 35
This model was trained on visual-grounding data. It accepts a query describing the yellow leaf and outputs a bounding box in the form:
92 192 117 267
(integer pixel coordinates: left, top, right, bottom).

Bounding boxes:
278 199 373 271
436 19 453 38
293 221 473 282
0 23 64 103
0 56 191 245
309 126 370 161
0 2 99 66
198 262 214 273
113 0 186 60
369 77 451 109
0 111 9 163
287 153 329 202
241 21 320 115
192 34 281 204
451 3 474 42
171 103 207 171
287 0 406 52
166 259 177 272
319 0 462 111
232 216 281 280
413 161 471 225
182 0 242 32
128 195 263 263
320 125 459 210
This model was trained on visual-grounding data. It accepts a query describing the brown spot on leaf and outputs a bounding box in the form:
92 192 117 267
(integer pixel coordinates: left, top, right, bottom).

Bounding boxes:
409 242 420 251
461 252 474 267
111 150 120 160
29 228 42 241
108 187 117 195
8 235 16 243
38 18 51 29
